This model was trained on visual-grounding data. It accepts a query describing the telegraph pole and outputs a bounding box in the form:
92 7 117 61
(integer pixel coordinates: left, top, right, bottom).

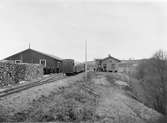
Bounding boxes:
85 40 87 81
29 43 31 49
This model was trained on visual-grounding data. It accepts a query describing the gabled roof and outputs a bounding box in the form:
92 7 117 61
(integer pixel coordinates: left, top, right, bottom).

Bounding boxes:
95 55 120 62
4 48 62 61
102 55 121 62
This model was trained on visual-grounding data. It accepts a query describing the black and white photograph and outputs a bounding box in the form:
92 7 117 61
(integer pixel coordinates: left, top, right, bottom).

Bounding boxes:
0 0 167 122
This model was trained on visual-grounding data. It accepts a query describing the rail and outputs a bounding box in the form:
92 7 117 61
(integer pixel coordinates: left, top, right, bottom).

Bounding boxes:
0 74 66 98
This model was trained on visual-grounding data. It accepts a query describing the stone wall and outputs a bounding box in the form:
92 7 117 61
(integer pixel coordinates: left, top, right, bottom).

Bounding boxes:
0 62 43 87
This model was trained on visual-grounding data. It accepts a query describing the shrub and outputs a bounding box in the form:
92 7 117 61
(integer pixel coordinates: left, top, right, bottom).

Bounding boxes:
135 50 167 114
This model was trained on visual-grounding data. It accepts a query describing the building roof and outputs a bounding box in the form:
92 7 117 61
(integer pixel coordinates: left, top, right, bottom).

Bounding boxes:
102 55 121 62
4 48 63 61
95 55 121 62
30 48 63 61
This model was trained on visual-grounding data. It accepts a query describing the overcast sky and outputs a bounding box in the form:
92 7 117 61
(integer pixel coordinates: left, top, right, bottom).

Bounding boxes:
0 0 167 62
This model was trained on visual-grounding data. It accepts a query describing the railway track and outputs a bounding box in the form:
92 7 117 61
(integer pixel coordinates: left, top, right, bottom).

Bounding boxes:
0 74 66 98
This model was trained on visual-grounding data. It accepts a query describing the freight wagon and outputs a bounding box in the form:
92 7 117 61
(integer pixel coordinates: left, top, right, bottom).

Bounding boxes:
62 59 85 75
62 59 75 76
74 63 85 74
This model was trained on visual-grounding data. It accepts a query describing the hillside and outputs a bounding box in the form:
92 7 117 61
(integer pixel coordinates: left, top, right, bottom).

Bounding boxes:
0 72 163 122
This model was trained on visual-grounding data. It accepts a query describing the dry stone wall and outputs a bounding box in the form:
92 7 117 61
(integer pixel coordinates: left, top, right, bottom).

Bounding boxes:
0 62 43 87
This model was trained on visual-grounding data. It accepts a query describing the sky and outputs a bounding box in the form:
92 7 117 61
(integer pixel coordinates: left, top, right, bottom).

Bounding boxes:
0 0 167 62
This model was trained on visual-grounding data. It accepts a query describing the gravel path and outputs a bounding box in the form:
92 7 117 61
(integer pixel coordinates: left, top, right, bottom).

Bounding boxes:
93 73 162 123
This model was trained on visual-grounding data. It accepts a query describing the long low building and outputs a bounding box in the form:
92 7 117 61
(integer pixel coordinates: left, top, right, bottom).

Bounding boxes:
4 48 62 74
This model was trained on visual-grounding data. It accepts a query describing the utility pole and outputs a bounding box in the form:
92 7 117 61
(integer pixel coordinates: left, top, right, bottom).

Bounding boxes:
85 40 87 81
29 43 31 49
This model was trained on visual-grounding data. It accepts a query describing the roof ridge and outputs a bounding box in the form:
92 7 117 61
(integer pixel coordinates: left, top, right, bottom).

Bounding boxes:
102 55 120 62
4 48 62 61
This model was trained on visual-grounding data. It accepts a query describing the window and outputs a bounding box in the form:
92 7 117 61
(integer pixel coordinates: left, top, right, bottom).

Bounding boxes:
15 60 22 64
57 61 61 67
40 59 46 67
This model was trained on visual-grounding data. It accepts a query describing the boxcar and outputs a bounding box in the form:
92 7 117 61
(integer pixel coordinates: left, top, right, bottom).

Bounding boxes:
74 63 85 74
62 59 75 75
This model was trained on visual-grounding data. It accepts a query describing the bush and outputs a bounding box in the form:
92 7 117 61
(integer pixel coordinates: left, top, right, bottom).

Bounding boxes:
135 50 167 114
10 79 99 122
50 84 98 122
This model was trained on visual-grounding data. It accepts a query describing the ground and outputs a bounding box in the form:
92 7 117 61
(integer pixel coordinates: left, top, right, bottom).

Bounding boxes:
0 72 163 122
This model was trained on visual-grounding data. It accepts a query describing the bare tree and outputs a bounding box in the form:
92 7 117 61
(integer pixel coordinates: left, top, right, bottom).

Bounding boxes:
136 50 167 114
151 51 167 115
